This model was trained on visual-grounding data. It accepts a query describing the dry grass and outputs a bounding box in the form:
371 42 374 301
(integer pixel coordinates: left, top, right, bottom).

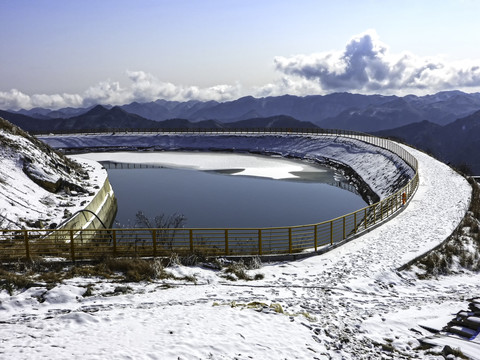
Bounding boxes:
0 268 37 295
220 259 264 281
0 257 181 294
410 177 480 277
0 254 265 294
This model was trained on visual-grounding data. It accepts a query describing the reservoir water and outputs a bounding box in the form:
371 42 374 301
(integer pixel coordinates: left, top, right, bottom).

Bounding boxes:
78 152 367 228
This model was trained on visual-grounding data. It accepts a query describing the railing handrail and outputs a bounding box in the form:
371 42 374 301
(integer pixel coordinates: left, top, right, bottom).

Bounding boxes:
1 130 419 260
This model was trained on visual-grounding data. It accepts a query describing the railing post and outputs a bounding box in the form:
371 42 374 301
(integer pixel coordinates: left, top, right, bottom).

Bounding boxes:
112 229 117 257
69 229 75 262
189 229 193 252
225 229 229 255
314 224 318 251
364 208 367 229
288 228 292 253
152 229 157 257
23 230 30 261
330 221 333 245
258 229 262 255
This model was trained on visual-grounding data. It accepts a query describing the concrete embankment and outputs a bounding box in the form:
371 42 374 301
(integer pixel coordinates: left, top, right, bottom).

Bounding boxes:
41 157 118 243
58 176 117 232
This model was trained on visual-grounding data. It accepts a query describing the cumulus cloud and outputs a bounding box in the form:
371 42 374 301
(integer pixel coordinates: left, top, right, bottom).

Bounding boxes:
0 89 84 111
0 71 242 110
273 29 480 94
2 30 480 110
124 70 242 103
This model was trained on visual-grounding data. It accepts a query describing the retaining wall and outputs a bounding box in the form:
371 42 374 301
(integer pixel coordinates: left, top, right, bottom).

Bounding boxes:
60 177 117 231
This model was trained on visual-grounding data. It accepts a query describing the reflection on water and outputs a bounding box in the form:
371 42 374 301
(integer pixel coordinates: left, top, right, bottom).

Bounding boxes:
102 160 367 228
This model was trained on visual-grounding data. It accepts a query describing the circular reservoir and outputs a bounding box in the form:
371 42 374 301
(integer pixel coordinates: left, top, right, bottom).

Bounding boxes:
76 151 367 228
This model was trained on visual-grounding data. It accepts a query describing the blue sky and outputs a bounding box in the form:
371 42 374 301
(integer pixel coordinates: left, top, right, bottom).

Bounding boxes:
1 0 480 109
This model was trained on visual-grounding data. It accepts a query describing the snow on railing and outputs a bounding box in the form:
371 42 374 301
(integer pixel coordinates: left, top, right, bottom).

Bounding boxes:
1 129 418 261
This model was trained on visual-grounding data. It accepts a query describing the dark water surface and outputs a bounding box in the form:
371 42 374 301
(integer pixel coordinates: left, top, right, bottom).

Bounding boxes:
102 157 367 228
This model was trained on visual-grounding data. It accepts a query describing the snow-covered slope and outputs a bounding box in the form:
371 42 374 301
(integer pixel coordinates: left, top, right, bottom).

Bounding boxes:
1 127 477 359
0 118 107 230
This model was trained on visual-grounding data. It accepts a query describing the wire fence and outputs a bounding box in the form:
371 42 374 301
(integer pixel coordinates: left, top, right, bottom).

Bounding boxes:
1 130 418 261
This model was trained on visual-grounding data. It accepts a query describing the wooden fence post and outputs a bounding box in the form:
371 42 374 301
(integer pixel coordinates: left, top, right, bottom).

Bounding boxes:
189 230 194 252
330 221 333 245
23 230 30 261
225 229 229 255
69 229 75 262
354 212 357 233
288 228 292 253
258 229 262 255
364 208 368 229
112 229 117 257
152 229 157 257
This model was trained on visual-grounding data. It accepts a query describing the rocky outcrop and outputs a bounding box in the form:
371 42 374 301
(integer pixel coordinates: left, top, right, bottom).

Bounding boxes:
22 155 88 194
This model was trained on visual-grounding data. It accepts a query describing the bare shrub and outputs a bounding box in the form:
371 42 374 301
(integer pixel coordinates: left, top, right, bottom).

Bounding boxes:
468 178 480 219
225 261 251 281
222 260 264 281
253 273 265 280
167 253 181 267
410 177 480 277
247 255 262 270
133 211 187 250
103 258 159 282
0 268 36 295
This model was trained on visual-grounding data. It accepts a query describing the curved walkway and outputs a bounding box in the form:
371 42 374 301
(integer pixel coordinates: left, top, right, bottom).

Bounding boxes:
1 145 476 359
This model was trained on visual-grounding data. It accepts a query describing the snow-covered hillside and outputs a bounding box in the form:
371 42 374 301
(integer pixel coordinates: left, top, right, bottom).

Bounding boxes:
0 118 107 230
1 124 478 359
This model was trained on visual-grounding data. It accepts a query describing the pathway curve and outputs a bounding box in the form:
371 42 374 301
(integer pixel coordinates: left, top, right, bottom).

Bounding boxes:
1 145 477 360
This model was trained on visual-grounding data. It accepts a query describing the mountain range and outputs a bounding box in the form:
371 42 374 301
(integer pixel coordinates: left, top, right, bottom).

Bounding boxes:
0 105 318 133
375 110 480 174
3 90 480 174
9 91 480 130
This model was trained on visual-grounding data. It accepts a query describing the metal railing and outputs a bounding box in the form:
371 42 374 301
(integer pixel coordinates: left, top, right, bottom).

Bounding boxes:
1 130 418 261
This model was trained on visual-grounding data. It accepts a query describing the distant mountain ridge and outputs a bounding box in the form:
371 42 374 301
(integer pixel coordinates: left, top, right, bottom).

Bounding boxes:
5 90 480 175
9 91 480 130
375 110 480 174
0 106 318 133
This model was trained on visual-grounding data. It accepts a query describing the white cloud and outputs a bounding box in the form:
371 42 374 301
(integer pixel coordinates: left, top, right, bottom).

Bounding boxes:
125 70 242 103
0 89 83 110
273 29 480 94
0 71 243 110
2 30 480 110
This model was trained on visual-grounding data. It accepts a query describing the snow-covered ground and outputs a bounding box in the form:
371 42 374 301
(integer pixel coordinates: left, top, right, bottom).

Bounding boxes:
1 134 476 359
